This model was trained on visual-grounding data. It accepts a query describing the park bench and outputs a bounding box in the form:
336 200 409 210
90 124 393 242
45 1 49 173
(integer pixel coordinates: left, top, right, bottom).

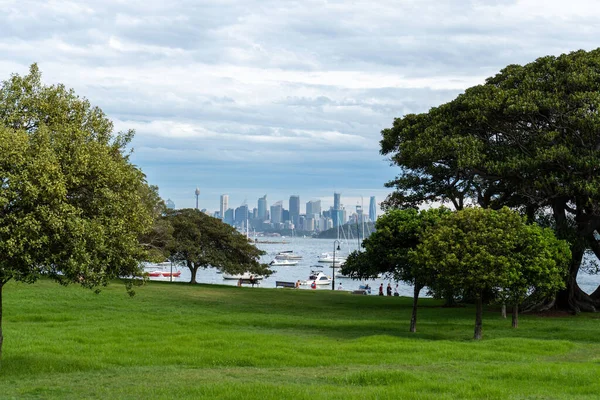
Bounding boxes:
239 278 260 287
351 289 367 295
276 281 296 288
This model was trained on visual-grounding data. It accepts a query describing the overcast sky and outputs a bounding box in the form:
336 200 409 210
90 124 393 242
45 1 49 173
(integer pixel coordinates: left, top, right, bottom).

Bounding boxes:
1 0 599 213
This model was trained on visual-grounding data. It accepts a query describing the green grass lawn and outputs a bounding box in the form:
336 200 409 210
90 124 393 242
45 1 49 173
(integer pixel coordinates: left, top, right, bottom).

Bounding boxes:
1 279 599 399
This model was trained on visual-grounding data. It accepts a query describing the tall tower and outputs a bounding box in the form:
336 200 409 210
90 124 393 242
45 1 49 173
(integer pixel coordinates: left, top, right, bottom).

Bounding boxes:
333 192 341 211
220 194 229 220
369 196 376 222
258 195 267 220
289 195 300 226
195 187 200 210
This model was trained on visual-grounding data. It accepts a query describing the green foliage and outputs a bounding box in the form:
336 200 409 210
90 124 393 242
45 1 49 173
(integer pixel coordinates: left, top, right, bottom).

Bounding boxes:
413 207 570 337
342 207 449 286
0 64 154 289
381 48 600 311
165 209 272 282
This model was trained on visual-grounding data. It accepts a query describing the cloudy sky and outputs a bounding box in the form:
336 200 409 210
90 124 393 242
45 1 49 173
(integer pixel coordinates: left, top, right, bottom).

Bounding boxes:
1 0 599 214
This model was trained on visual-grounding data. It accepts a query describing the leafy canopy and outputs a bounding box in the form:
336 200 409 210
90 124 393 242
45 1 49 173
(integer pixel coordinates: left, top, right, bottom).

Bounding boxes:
0 64 155 290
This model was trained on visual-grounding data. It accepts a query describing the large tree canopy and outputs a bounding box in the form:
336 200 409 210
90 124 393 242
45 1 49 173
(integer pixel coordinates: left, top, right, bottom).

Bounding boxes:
0 64 155 361
413 207 570 339
165 209 272 284
381 48 600 312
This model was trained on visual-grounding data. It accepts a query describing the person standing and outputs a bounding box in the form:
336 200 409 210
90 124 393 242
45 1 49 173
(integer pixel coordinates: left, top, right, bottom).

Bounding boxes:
379 283 384 296
387 283 392 296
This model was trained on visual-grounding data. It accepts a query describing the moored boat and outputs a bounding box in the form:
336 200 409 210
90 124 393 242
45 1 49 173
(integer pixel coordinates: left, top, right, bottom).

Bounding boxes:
269 259 299 266
302 270 332 285
275 250 303 260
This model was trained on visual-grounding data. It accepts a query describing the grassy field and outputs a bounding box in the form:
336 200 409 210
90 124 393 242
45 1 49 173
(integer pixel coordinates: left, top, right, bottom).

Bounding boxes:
1 279 599 399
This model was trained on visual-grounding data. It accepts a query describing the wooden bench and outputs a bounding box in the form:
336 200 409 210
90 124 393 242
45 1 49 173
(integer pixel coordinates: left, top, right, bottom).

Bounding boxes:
276 281 296 288
351 289 367 295
239 278 260 287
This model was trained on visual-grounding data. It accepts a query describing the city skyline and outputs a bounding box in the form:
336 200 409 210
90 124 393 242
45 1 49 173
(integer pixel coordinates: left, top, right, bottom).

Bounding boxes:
180 190 381 219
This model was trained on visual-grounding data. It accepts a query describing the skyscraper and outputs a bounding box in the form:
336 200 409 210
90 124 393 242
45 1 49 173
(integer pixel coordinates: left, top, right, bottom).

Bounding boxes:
289 195 300 226
333 192 341 211
235 204 248 225
220 194 229 220
166 199 175 210
258 195 267 220
306 200 321 217
369 196 376 222
270 201 283 224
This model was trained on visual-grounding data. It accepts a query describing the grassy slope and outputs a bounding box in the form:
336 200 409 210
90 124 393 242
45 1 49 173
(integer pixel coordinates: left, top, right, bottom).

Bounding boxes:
1 279 599 399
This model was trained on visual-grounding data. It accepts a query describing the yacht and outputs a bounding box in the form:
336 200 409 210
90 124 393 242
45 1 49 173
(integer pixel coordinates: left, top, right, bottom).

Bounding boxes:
317 252 346 265
269 259 299 266
303 270 332 285
274 250 303 260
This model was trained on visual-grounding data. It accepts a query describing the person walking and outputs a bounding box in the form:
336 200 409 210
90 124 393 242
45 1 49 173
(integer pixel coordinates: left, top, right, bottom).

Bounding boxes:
387 283 392 296
379 283 384 296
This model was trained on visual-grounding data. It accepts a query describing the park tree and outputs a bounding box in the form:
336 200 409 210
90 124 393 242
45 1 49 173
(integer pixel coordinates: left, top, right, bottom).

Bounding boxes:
341 207 449 332
0 65 156 361
381 48 600 312
165 209 271 283
413 207 570 339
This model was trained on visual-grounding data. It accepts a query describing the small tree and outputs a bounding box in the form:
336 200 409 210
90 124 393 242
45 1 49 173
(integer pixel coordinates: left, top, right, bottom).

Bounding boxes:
165 209 271 283
342 207 449 332
413 207 570 339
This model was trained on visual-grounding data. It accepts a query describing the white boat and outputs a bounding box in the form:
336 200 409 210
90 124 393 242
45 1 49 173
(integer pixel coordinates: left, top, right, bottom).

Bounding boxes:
303 270 332 285
317 253 346 265
222 272 263 280
275 250 303 260
143 261 182 278
269 259 299 266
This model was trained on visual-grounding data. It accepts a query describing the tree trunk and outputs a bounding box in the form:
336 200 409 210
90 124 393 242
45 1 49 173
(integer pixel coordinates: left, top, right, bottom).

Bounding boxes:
554 246 599 313
410 284 422 333
190 265 199 284
501 303 506 319
0 283 3 364
512 304 518 328
474 295 483 340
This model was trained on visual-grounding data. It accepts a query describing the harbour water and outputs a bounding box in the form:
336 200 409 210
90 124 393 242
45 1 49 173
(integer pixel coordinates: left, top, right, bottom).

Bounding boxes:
149 237 600 296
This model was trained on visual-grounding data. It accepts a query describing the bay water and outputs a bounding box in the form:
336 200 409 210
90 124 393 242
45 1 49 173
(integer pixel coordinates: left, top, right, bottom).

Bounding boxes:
150 237 600 296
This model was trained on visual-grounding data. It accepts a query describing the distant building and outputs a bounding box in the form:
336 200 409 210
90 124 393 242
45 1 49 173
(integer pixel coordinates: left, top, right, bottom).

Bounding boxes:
282 208 290 223
333 192 341 211
270 201 283 224
289 195 300 226
306 200 321 217
166 198 175 209
258 195 267 220
369 196 376 222
235 204 248 225
224 208 235 225
332 208 344 227
220 194 229 220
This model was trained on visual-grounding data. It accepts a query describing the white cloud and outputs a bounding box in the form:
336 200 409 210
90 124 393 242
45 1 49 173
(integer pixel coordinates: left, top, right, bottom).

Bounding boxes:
1 0 600 210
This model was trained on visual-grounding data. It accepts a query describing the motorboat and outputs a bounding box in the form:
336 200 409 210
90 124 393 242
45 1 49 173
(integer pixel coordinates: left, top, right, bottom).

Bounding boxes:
303 270 332 285
275 250 303 260
269 259 299 266
222 272 264 280
143 262 182 279
317 253 346 265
